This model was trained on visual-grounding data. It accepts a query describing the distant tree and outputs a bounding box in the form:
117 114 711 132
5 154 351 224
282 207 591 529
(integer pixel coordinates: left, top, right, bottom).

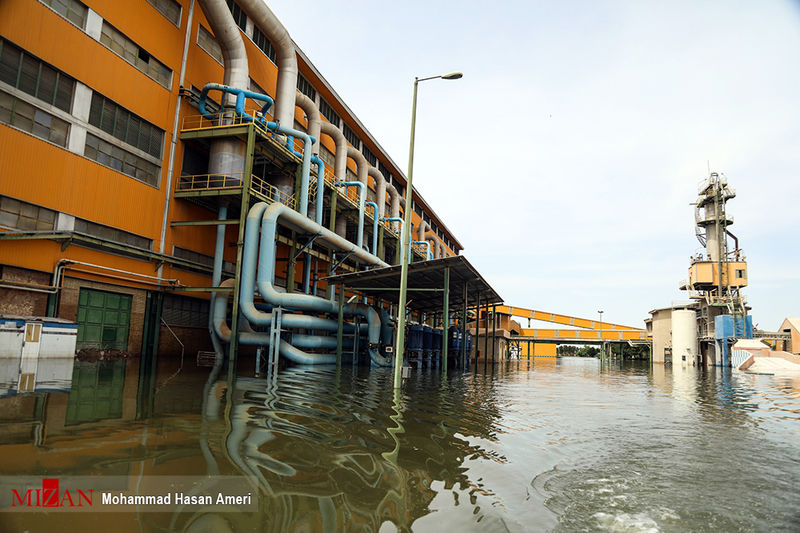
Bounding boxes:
557 345 579 355
576 346 601 358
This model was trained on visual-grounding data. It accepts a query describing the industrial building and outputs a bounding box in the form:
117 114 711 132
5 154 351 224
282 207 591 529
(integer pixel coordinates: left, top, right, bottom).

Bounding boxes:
647 173 753 367
0 0 478 365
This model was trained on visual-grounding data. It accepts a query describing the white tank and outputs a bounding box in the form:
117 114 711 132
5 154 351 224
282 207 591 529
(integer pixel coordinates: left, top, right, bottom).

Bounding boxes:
671 310 697 366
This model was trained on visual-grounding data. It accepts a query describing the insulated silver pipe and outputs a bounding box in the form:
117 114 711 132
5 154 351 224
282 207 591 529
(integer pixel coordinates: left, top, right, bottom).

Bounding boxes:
388 184 401 219
367 166 387 219
197 0 249 177
294 91 320 153
346 145 368 186
320 122 347 180
238 0 298 128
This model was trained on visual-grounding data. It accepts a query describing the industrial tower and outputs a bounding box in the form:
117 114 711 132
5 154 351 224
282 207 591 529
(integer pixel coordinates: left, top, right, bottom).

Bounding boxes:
679 172 751 366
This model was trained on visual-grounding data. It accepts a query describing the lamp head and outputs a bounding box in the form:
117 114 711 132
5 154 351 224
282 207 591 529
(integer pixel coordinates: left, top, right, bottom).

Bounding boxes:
441 71 463 80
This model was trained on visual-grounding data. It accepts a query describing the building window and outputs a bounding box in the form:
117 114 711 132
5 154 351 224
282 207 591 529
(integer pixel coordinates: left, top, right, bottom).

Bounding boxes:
173 246 234 274
74 217 152 249
361 144 377 166
0 195 57 231
296 73 316 101
225 0 247 31
197 25 223 64
162 294 209 328
38 0 88 28
342 123 359 149
0 89 69 147
0 38 75 113
345 167 357 182
319 97 340 127
252 26 276 64
146 0 181 26
100 21 172 88
84 133 160 186
735 269 746 279
88 92 164 158
379 162 392 181
319 144 335 171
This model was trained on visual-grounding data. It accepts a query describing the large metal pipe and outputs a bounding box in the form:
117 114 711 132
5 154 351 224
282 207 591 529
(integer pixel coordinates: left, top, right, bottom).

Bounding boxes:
334 181 366 250
387 183 401 219
213 281 338 364
238 0 297 128
319 122 347 180
294 91 321 154
367 166 387 219
241 203 390 366
197 0 249 181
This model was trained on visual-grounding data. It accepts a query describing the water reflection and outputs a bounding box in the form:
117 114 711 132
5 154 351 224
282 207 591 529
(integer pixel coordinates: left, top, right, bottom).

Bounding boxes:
0 355 797 532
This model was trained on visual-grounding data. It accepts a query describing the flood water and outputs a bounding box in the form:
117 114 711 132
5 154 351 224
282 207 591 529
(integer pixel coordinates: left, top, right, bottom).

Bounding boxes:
0 355 798 532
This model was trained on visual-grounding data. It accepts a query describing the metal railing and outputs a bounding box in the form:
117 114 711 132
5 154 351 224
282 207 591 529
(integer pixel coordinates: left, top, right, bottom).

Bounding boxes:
178 172 244 191
176 172 296 209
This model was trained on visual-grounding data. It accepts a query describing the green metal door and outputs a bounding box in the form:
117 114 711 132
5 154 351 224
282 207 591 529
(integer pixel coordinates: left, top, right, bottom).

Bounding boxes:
76 288 132 351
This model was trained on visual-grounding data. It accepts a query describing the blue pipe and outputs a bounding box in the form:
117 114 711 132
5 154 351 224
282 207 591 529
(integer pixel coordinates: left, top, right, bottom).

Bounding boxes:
198 84 318 219
365 201 379 255
381 217 412 264
301 156 327 294
333 181 366 250
208 205 228 358
411 240 433 260
199 83 274 122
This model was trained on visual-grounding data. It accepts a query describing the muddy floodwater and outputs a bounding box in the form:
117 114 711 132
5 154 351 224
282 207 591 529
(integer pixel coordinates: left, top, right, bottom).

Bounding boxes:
1 356 798 532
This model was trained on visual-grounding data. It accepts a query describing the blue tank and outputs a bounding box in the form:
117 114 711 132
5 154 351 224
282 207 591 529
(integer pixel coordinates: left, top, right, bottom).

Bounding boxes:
422 326 433 351
408 325 425 353
448 326 462 352
432 328 443 353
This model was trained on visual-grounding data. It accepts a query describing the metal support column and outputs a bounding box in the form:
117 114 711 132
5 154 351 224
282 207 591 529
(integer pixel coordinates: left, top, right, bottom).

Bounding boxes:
474 292 481 365
492 304 497 362
227 124 256 366
461 281 469 368
484 300 489 365
442 267 450 367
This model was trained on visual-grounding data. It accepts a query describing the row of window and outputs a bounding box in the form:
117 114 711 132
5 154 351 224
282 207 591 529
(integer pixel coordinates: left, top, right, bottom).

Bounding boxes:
0 38 164 187
39 0 87 29
0 194 152 250
0 38 75 113
88 92 164 159
0 89 70 147
146 0 182 26
99 21 172 88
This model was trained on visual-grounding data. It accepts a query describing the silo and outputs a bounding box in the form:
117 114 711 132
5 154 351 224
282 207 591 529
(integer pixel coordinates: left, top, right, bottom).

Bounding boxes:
671 310 697 366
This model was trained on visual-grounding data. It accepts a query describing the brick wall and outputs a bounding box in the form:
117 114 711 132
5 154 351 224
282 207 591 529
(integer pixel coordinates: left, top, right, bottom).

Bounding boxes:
0 266 50 316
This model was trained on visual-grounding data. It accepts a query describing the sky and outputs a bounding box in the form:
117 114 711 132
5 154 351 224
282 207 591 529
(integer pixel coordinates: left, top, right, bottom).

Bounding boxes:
266 0 800 330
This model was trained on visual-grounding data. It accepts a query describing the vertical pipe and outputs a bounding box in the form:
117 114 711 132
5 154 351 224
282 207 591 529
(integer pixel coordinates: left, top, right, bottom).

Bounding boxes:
442 266 449 367
337 284 344 365
366 201 379 255
159 0 195 262
208 204 228 358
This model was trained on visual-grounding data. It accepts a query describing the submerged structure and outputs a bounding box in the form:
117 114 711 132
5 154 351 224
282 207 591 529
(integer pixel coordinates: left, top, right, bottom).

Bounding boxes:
0 0 501 369
647 172 752 367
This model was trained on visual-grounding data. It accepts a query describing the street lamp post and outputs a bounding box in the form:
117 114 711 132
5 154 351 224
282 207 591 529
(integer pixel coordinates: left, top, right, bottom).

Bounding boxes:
394 71 462 389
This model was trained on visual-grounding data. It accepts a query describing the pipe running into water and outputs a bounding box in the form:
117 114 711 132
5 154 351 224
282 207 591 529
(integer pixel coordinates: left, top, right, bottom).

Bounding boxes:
241 202 391 366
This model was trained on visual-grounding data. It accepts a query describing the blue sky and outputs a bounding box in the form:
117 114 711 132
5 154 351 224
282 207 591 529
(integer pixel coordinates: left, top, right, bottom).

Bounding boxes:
267 0 800 329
